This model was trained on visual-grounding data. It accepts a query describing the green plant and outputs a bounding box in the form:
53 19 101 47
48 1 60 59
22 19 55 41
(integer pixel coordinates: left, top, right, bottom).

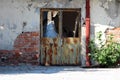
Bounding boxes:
89 31 120 67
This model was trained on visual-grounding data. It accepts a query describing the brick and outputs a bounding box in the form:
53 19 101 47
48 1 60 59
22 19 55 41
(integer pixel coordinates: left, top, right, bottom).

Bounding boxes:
0 50 9 54
31 42 37 46
31 32 39 36
106 27 120 43
0 32 40 65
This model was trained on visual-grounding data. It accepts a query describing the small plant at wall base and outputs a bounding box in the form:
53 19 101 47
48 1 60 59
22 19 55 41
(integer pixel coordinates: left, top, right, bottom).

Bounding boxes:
89 31 120 67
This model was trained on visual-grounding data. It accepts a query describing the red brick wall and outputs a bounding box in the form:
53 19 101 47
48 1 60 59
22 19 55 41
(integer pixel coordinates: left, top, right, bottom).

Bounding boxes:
0 32 40 65
106 27 120 43
0 50 23 65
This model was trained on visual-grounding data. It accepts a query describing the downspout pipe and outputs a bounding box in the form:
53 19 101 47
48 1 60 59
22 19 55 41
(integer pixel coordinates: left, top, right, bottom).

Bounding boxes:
86 0 90 67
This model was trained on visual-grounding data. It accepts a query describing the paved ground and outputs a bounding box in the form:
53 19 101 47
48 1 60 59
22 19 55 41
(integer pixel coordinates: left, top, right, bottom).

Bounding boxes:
0 65 120 80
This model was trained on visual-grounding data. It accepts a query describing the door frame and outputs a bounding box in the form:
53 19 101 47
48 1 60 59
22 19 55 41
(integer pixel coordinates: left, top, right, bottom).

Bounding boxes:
40 8 81 65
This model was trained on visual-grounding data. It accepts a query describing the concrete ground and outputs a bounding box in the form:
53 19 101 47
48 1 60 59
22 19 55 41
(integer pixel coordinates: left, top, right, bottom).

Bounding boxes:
0 65 120 80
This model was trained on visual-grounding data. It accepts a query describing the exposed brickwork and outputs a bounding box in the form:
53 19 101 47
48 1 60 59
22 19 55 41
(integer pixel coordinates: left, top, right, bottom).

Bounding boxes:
0 50 20 65
106 27 120 43
0 32 40 65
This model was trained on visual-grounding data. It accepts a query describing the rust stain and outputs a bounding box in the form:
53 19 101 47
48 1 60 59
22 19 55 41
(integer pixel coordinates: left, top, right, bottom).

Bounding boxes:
48 54 52 65
54 47 57 55
43 47 47 64
48 48 52 55
41 37 81 65
66 38 71 44
71 48 74 52
54 43 58 47
53 38 58 47
42 38 49 47
48 48 53 64
76 48 79 64
53 38 57 42
73 38 78 44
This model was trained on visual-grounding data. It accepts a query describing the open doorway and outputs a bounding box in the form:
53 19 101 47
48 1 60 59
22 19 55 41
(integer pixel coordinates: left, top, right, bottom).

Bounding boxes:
40 8 81 66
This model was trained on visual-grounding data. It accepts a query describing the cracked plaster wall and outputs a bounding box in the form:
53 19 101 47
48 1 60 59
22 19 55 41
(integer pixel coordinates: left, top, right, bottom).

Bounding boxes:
91 0 120 26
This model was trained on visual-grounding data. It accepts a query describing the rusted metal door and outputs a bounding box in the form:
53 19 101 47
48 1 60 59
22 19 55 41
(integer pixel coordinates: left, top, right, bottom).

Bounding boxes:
40 8 81 66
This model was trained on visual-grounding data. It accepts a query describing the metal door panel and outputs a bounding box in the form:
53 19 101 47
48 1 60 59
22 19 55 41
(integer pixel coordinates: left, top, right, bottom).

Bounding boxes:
40 38 61 65
61 38 81 65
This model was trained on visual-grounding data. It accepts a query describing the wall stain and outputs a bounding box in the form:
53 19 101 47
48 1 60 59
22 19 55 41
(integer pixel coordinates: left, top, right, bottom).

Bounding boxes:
100 0 120 19
11 0 14 3
0 33 3 39
12 24 17 30
27 3 33 11
22 22 27 33
69 0 72 2
35 7 40 14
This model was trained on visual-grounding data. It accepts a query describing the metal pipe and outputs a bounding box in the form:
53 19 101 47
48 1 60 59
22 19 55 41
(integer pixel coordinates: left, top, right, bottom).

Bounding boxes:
86 0 90 66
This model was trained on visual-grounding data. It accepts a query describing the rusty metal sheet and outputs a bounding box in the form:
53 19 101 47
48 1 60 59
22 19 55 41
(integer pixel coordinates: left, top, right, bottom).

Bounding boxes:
40 38 61 65
40 37 81 66
61 38 81 65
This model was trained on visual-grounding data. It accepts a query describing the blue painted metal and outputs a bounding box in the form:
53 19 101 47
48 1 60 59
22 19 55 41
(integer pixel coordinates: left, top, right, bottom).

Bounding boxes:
44 21 58 38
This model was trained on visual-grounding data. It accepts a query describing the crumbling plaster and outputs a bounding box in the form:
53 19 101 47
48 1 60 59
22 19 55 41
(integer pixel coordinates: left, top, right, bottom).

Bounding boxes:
91 0 120 26
90 0 120 49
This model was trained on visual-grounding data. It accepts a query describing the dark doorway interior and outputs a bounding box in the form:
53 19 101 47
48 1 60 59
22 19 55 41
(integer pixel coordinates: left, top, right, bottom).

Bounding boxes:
62 11 79 37
42 10 79 38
